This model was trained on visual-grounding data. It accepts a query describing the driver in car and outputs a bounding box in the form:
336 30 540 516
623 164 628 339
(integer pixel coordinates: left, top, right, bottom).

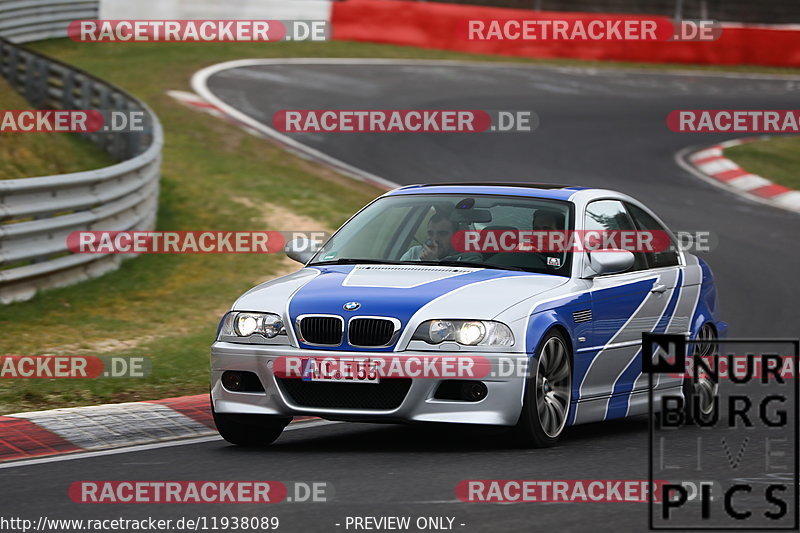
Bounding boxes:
532 208 565 268
532 208 564 233
401 214 482 262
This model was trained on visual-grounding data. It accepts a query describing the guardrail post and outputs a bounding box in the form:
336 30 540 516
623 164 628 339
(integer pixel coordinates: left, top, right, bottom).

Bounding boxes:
674 0 684 21
7 45 20 89
126 102 143 157
61 70 75 108
77 74 93 145
0 41 8 78
23 53 43 106
110 92 125 159
95 84 110 154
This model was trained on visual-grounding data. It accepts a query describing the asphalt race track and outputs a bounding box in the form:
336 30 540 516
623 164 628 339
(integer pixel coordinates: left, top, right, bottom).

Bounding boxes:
6 62 799 532
203 61 800 334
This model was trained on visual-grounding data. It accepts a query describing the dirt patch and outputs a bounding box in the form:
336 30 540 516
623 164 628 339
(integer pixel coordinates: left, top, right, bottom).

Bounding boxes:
233 197 330 232
232 197 332 283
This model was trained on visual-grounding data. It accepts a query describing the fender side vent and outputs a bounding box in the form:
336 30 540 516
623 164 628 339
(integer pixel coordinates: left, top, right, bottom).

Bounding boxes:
573 309 593 323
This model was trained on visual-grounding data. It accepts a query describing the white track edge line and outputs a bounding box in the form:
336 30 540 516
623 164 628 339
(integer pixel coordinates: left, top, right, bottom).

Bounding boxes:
675 143 800 216
0 419 337 470
191 60 399 190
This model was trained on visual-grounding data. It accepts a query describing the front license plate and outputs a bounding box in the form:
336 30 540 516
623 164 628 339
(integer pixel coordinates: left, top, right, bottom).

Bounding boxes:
301 358 380 384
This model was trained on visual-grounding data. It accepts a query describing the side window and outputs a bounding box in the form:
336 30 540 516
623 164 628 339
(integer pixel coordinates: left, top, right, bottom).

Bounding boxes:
625 203 680 268
584 200 648 272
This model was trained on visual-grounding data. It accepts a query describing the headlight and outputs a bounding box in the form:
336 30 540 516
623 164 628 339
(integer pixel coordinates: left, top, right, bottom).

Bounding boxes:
218 311 286 340
412 320 514 346
262 314 284 338
428 320 455 343
235 313 261 336
456 321 485 345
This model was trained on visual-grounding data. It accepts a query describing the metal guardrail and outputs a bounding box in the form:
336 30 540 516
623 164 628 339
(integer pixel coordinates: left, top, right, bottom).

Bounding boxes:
0 0 97 43
0 14 163 303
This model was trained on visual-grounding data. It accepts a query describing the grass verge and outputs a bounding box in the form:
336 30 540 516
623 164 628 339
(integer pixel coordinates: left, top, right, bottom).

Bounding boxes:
0 77 113 179
0 40 393 413
724 136 800 191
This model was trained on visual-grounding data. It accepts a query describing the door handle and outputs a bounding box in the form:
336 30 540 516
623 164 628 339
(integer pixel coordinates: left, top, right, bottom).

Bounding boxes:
651 283 668 294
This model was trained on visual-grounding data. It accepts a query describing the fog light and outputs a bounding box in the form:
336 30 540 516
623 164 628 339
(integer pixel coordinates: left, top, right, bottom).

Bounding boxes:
462 381 488 401
221 370 265 392
433 380 488 402
221 371 243 391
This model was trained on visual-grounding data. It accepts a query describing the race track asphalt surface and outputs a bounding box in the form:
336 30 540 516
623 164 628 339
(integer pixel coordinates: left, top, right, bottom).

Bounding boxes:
6 62 798 532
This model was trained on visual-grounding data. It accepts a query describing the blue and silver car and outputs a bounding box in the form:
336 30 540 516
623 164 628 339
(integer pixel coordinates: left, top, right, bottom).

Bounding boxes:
211 183 725 447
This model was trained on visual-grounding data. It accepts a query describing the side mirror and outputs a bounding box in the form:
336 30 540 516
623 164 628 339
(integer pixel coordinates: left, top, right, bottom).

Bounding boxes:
285 237 320 264
586 250 635 277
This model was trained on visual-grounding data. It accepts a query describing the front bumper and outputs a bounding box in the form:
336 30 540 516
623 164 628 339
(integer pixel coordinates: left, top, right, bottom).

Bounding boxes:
211 342 528 426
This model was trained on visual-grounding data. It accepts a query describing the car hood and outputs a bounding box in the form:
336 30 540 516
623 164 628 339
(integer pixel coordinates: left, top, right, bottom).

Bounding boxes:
233 264 567 351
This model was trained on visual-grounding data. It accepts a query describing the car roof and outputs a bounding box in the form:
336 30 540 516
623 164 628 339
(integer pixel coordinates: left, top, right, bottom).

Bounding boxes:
385 182 590 201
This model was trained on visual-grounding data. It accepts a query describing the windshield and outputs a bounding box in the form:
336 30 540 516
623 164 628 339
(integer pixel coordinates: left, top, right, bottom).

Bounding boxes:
309 193 574 276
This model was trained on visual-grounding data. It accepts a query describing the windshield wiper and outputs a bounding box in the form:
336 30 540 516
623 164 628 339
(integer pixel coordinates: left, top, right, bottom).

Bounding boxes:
309 258 411 266
310 258 531 273
416 260 527 272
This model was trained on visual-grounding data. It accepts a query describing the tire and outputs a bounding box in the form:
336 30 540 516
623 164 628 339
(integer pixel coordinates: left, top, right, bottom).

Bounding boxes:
682 323 718 425
513 330 572 448
212 404 291 446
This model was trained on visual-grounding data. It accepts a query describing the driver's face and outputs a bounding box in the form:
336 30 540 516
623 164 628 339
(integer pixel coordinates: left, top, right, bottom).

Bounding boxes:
533 213 559 231
427 219 455 257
